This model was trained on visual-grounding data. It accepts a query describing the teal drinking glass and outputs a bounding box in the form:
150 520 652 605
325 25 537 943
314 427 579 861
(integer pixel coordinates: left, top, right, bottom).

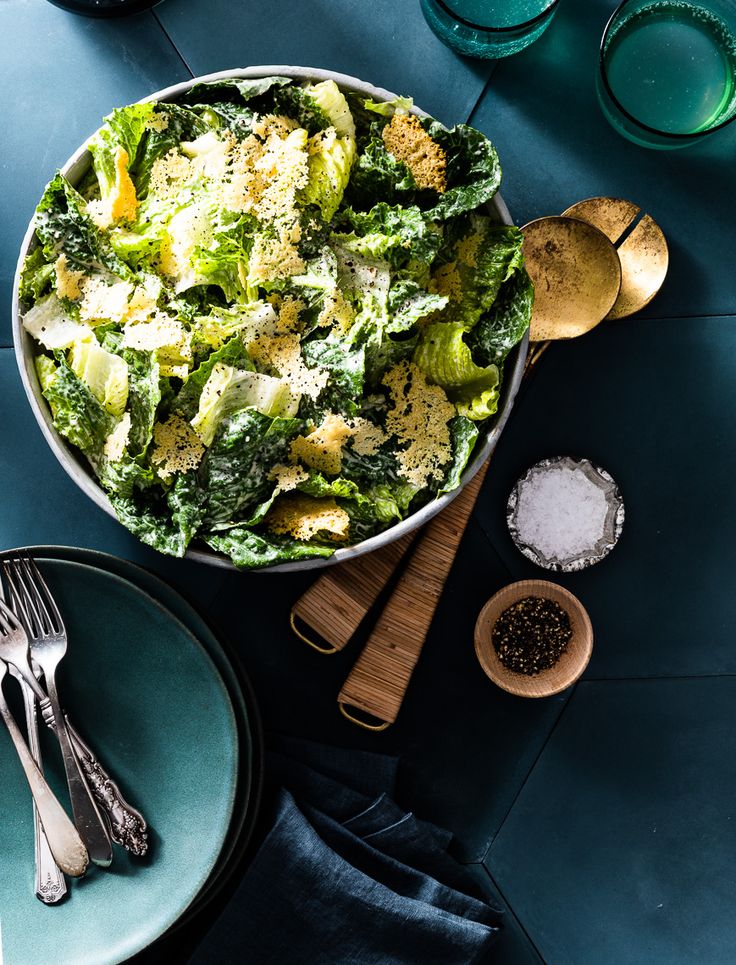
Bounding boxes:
420 0 562 58
597 0 736 148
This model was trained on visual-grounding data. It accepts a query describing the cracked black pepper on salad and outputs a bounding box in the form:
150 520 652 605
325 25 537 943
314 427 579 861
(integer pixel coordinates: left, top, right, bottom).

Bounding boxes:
19 76 533 569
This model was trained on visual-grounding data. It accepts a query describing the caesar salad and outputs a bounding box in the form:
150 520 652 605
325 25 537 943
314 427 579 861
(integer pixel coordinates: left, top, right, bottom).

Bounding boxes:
19 76 532 569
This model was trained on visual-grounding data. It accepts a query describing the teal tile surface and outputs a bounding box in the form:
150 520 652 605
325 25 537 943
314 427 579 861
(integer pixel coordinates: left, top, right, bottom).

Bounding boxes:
210 516 570 861
473 316 736 679
470 0 736 319
154 0 493 126
487 678 736 965
0 348 227 609
0 1 190 347
465 864 544 965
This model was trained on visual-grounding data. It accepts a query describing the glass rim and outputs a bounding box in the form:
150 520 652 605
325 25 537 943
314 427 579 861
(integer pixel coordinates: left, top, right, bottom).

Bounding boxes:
598 0 736 140
431 0 561 34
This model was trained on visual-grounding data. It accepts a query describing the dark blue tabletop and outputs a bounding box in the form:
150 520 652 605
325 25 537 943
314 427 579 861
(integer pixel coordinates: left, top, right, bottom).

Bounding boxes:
2 1 735 962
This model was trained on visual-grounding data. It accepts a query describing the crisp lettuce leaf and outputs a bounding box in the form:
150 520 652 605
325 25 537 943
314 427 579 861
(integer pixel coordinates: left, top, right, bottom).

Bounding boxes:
301 334 365 419
190 210 258 302
124 348 160 455
201 410 305 527
88 104 154 203
133 103 209 197
346 136 417 209
335 203 442 266
179 75 291 106
363 96 413 117
109 489 192 556
387 279 447 333
174 335 253 420
38 356 115 457
439 416 479 494
432 216 525 330
301 134 355 221
34 173 132 278
203 527 334 568
19 248 54 304
422 120 502 221
304 81 356 137
414 320 500 420
468 267 534 366
191 362 299 445
23 295 93 349
68 338 129 417
272 84 332 135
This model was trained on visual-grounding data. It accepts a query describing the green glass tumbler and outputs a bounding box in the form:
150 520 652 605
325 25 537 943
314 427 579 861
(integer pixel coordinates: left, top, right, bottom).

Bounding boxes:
597 0 736 149
420 0 562 58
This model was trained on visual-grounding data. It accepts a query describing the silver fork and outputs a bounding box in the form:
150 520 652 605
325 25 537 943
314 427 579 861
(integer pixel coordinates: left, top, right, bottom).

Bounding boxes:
0 567 113 867
0 572 67 903
4 558 148 856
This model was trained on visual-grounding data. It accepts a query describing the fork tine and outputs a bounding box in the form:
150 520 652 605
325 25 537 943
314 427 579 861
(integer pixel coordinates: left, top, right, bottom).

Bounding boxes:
23 558 62 635
0 595 24 635
2 561 42 637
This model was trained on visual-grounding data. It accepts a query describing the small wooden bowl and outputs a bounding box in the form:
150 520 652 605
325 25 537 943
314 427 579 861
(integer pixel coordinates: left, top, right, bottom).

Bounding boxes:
474 580 593 698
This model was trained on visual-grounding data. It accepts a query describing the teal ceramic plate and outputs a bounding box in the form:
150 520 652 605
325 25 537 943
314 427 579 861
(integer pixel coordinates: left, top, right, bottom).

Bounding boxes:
0 559 239 965
9 546 263 929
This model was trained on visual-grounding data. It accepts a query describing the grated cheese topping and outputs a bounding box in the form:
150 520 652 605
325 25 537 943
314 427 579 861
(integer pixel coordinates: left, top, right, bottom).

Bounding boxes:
121 312 191 356
318 287 355 333
103 412 131 461
54 254 86 301
289 413 353 476
383 361 454 488
266 493 350 542
382 114 447 193
430 261 462 302
151 413 204 480
145 111 170 133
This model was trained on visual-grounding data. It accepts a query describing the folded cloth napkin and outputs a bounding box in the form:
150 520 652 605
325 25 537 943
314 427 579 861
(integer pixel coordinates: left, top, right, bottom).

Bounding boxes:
190 740 502 965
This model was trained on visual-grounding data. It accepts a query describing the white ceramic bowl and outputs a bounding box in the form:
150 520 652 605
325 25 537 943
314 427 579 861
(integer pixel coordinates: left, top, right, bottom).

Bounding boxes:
12 65 529 572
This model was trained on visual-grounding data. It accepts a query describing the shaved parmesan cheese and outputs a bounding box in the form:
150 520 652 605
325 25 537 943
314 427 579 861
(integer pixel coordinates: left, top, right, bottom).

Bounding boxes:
80 278 134 325
349 417 387 457
269 463 309 492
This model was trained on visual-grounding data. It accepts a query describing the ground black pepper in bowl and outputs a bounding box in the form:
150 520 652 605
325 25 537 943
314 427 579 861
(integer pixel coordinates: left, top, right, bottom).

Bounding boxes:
492 596 572 676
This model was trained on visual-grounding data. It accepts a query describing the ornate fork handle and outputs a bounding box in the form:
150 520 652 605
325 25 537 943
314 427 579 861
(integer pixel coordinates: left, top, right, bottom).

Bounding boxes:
40 702 149 856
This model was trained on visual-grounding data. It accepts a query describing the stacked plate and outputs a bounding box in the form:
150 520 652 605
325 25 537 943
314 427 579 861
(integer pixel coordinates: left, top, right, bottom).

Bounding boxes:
0 546 261 965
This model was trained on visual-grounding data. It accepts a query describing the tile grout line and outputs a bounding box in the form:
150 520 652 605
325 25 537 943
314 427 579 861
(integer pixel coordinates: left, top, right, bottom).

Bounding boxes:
151 8 195 79
479 681 579 862
465 61 500 125
585 671 736 681
475 863 548 964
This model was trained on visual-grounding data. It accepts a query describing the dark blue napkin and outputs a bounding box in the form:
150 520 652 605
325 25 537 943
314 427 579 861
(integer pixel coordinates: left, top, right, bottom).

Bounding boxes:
190 740 503 964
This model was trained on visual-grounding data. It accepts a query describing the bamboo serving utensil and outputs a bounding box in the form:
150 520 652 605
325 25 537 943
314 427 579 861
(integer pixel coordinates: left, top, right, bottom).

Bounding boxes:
337 460 489 729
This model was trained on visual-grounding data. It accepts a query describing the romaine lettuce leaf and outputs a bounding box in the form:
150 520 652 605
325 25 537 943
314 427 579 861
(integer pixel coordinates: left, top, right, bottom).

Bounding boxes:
191 362 299 445
272 85 332 135
68 338 129 417
439 416 479 494
201 410 305 527
203 527 334 568
387 279 447 333
335 203 442 266
34 173 132 278
109 489 192 557
346 136 418 209
364 96 413 117
22 294 93 349
88 104 154 204
133 103 209 198
38 356 115 457
414 320 500 420
300 133 355 221
123 348 160 456
301 334 365 419
422 120 502 221
432 216 525 330
179 75 291 106
468 267 534 366
19 248 54 304
174 335 253 420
